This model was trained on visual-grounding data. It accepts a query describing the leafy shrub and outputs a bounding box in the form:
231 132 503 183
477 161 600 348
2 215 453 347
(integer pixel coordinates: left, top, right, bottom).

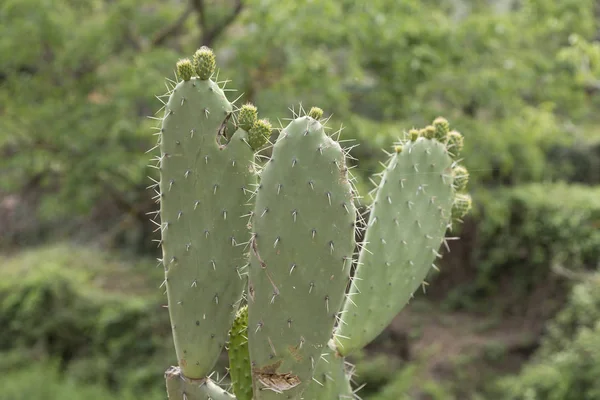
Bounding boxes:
491 276 600 400
0 244 171 391
448 183 600 309
0 362 163 400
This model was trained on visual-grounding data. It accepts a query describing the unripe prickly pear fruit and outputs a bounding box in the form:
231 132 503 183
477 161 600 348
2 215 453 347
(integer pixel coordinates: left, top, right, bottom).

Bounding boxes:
452 193 472 219
248 119 272 151
422 125 436 139
409 128 420 142
433 117 450 141
193 46 216 80
308 106 324 120
177 58 194 81
452 165 469 192
447 130 464 157
238 103 258 132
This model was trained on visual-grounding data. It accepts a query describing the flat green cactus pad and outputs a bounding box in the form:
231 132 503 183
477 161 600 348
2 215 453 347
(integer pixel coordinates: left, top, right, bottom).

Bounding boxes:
301 348 353 400
247 114 356 399
336 137 455 356
159 76 255 378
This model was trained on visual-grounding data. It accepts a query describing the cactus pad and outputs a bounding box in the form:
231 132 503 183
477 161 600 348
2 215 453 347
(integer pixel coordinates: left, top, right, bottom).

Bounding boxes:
247 112 356 398
229 305 253 400
335 136 456 355
165 367 236 400
301 348 353 400
159 60 256 378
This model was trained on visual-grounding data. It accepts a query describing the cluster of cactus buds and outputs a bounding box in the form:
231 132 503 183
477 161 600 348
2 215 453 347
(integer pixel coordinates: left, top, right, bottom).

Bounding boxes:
151 47 471 400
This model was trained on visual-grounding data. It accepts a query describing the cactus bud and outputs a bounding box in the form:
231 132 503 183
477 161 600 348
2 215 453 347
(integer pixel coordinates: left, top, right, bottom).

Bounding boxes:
394 145 403 153
176 58 194 81
452 193 472 219
238 103 258 132
447 130 464 157
193 46 216 80
452 165 469 192
422 125 435 139
433 117 450 141
409 128 420 141
308 106 324 120
248 119 272 150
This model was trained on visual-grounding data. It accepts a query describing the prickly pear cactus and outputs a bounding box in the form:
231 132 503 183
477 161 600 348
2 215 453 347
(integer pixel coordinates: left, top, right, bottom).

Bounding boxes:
335 119 469 355
156 47 265 380
247 107 357 399
228 305 253 400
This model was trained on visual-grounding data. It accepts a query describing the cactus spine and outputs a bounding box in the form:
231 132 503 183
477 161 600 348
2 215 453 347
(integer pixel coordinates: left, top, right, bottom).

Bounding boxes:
153 47 471 400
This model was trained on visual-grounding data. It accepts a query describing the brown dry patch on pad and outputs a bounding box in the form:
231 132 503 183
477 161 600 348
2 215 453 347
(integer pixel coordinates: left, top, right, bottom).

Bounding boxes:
253 360 302 393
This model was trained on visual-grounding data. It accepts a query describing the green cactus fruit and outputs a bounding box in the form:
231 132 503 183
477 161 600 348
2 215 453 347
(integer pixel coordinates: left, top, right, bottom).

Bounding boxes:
452 193 472 220
432 117 450 142
308 106 324 120
422 125 436 140
176 58 194 81
159 54 255 379
165 367 236 400
335 135 456 356
229 305 253 400
193 46 216 80
452 165 469 192
248 119 272 151
447 130 464 158
301 348 353 400
409 129 420 142
239 103 258 132
247 111 356 398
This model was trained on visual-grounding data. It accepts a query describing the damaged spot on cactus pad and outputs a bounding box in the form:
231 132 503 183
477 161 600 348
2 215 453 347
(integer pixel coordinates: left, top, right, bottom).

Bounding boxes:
253 360 301 393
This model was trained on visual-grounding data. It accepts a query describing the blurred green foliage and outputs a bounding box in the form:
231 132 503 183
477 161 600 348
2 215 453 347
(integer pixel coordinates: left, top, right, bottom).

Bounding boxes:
0 362 164 400
446 183 600 311
0 245 171 392
492 275 600 400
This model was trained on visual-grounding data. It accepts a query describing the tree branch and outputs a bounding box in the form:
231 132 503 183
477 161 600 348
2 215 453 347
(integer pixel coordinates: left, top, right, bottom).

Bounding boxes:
151 3 194 47
191 0 243 47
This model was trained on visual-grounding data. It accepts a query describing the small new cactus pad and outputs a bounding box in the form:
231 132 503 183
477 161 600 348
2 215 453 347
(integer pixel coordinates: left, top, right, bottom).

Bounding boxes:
238 103 259 132
176 59 194 81
158 48 257 379
165 367 236 400
301 348 353 400
228 305 253 400
247 111 356 398
193 46 216 80
335 127 461 355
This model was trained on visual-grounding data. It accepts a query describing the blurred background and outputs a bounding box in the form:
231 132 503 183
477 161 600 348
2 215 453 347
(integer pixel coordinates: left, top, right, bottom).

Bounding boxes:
1 0 600 399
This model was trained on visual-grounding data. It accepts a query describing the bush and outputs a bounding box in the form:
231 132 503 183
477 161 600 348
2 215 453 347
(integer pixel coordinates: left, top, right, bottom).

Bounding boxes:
491 276 600 400
447 183 600 311
0 244 172 391
0 362 163 400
